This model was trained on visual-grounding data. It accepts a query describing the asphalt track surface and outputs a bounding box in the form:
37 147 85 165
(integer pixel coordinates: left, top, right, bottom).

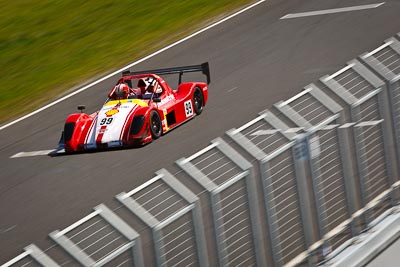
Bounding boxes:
1 0 400 264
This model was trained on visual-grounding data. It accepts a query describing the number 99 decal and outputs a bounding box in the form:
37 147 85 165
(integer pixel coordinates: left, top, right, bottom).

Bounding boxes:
100 117 114 125
184 100 193 117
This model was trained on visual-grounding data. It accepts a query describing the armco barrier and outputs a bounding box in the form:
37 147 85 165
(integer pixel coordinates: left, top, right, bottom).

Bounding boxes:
2 32 400 267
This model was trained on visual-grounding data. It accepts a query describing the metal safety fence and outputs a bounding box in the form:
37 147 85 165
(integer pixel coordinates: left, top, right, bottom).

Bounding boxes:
177 138 263 267
321 59 398 225
227 110 309 266
1 245 59 267
274 85 354 256
2 32 400 267
49 204 143 267
116 169 207 267
360 37 400 169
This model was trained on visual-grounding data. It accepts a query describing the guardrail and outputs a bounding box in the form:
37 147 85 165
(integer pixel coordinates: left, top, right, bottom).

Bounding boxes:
2 32 400 267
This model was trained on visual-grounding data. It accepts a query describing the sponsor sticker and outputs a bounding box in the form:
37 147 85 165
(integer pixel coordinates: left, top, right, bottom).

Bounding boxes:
105 107 119 117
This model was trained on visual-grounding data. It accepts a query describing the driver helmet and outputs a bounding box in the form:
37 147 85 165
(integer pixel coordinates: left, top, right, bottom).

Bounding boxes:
114 83 130 99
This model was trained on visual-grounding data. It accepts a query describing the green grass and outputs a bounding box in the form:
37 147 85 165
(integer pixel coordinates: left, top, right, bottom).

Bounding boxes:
0 0 254 124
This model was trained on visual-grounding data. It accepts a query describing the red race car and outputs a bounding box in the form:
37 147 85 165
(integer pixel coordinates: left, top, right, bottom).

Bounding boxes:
61 63 210 152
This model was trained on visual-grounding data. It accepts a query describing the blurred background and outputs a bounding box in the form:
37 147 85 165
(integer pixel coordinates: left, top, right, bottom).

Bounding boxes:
0 0 253 124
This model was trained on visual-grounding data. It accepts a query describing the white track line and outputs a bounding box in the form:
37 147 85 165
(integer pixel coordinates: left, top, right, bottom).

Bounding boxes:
280 2 385 19
11 150 56 158
0 0 267 132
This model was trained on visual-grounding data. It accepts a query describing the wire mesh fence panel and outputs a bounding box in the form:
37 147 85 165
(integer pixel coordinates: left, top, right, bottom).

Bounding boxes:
321 59 396 224
389 80 400 159
274 85 343 130
3 257 41 267
102 250 135 267
214 178 256 267
127 179 187 222
361 37 400 174
67 218 126 262
262 148 307 266
228 111 313 266
177 138 264 267
1 245 60 267
153 208 201 267
307 127 353 252
273 84 357 258
49 204 142 267
188 147 243 187
353 120 391 221
227 111 301 163
156 212 198 267
356 95 388 198
361 37 400 79
116 169 207 267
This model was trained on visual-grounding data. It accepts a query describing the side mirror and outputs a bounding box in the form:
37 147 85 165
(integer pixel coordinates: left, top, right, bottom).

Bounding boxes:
77 105 86 112
153 97 161 103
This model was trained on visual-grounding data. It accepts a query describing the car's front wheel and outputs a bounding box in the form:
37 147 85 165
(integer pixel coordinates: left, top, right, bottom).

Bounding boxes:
149 110 162 139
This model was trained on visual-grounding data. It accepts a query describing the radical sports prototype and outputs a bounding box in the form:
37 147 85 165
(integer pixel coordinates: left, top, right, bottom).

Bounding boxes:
61 63 210 152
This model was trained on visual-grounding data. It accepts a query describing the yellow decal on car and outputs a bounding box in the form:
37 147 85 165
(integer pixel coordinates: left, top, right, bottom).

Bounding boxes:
105 99 148 107
163 109 170 131
105 108 119 117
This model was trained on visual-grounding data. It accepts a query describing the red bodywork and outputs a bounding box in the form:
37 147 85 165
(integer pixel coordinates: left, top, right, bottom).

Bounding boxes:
62 72 208 152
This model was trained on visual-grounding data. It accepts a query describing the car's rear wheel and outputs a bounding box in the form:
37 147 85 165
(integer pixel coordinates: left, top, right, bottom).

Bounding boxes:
149 110 162 139
193 87 204 115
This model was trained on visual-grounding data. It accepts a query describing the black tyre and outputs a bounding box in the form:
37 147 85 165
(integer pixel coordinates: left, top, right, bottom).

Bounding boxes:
149 110 162 139
193 87 204 115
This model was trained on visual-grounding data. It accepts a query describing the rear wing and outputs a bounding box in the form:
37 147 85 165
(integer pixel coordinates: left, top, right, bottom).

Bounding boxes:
122 62 210 85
